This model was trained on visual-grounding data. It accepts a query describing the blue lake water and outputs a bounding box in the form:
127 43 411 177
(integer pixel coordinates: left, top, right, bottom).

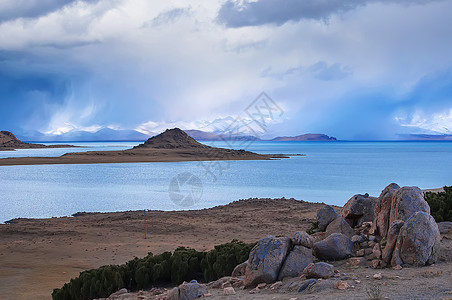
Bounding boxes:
1 141 451 222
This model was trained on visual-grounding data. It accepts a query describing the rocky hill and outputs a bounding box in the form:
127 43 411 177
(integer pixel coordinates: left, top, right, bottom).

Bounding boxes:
134 128 211 149
0 131 76 151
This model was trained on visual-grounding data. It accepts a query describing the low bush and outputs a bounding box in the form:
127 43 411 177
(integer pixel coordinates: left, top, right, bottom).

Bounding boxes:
52 240 255 300
201 240 256 282
425 186 452 222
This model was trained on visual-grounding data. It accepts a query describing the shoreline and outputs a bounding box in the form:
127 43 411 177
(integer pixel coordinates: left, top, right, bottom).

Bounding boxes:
0 149 289 167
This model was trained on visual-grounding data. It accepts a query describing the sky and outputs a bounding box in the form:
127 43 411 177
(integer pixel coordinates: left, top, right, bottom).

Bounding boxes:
0 0 452 140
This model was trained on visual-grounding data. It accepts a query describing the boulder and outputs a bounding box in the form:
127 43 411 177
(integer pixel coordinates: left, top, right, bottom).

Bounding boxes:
389 186 430 225
303 262 334 279
370 183 400 238
437 221 452 234
231 261 247 277
317 205 339 231
291 231 314 248
341 193 377 228
325 217 355 237
278 245 314 280
392 211 441 266
312 233 353 260
381 220 404 264
179 280 207 300
244 236 291 288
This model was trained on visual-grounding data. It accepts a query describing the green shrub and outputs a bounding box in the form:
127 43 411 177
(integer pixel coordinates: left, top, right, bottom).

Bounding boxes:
425 186 452 222
201 240 256 282
52 240 255 300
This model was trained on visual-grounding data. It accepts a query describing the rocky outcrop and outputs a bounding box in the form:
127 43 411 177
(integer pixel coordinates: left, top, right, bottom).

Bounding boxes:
371 183 400 238
325 217 355 237
312 233 353 260
244 236 291 288
341 193 376 228
389 186 430 225
317 205 339 231
278 245 314 280
391 212 440 266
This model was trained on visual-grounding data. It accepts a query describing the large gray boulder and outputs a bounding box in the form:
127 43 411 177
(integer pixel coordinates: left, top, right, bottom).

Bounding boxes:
370 183 400 238
303 262 334 279
317 205 339 231
389 186 430 225
244 236 291 288
179 280 207 300
381 220 405 265
391 211 441 266
341 193 377 228
278 245 314 280
325 217 355 238
312 233 353 260
291 231 314 248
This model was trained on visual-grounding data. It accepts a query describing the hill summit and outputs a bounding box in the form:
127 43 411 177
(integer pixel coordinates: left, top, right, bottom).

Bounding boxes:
0 131 29 149
134 128 210 149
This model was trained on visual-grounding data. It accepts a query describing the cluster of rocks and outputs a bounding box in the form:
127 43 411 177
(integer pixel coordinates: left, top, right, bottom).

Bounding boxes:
227 183 442 291
104 183 445 300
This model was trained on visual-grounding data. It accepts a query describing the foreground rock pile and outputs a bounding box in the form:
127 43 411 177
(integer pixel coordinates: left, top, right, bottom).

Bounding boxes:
102 183 444 300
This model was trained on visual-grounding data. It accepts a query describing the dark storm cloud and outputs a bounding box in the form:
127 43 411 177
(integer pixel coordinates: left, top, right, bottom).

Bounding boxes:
217 0 439 27
0 0 99 23
0 53 72 132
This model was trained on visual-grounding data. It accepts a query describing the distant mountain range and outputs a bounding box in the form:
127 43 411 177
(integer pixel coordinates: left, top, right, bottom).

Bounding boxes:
272 134 337 141
397 134 452 141
16 128 339 142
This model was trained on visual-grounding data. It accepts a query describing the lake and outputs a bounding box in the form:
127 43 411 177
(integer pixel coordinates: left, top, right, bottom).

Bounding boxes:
1 141 451 222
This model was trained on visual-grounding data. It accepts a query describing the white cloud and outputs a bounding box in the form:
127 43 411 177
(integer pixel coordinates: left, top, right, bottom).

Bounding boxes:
0 0 451 139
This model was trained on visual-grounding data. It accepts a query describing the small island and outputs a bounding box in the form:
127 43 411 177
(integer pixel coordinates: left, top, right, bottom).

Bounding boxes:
0 128 288 166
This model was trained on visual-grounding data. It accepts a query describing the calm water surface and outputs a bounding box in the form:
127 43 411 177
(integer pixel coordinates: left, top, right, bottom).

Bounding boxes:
0 141 451 222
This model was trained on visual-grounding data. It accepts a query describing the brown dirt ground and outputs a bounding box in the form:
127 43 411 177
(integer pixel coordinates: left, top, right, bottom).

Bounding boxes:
0 198 326 300
1 198 451 300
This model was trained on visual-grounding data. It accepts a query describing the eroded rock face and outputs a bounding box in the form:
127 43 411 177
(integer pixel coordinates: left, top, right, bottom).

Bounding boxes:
278 245 314 280
382 220 405 265
392 211 440 266
390 186 430 225
317 205 339 231
371 183 400 238
341 194 377 228
312 233 353 260
243 236 291 288
325 217 355 238
291 231 314 248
